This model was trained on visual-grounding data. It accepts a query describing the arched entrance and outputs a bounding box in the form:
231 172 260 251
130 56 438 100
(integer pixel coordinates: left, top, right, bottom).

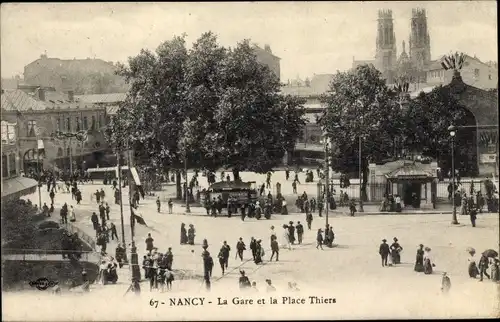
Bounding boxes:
22 148 44 174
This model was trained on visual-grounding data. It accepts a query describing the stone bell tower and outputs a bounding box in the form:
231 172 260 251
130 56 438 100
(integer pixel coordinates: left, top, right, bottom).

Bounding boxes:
375 9 397 84
409 8 431 82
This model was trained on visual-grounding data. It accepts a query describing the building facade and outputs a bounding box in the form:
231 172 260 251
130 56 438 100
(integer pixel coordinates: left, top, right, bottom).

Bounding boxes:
280 74 334 165
425 55 498 90
1 120 38 200
252 44 281 81
1 87 109 173
23 54 128 95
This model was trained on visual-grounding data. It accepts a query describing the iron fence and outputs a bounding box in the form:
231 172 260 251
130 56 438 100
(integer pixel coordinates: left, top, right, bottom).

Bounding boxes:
62 222 97 250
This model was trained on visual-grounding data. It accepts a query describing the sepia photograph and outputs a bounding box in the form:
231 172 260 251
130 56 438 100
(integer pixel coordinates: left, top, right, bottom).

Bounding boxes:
1 1 498 320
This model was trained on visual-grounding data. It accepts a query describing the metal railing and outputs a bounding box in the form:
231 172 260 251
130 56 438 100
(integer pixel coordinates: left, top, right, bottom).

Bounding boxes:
61 222 97 250
2 248 101 263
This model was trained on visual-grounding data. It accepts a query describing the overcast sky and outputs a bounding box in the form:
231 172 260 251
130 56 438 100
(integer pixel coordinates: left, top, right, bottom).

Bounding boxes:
1 1 497 81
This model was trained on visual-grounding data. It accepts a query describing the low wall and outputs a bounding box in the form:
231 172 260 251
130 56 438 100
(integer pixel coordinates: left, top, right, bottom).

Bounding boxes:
1 260 99 291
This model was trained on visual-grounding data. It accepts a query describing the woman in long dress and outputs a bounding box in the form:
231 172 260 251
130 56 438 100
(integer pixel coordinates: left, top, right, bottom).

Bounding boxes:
468 250 479 278
281 225 291 250
180 223 188 245
414 244 425 272
69 205 76 222
390 237 403 265
423 247 433 275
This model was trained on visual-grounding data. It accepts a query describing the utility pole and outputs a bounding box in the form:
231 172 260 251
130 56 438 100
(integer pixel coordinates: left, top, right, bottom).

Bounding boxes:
358 135 364 212
117 151 126 247
324 137 330 226
127 146 141 288
36 149 42 209
69 137 73 175
185 152 191 213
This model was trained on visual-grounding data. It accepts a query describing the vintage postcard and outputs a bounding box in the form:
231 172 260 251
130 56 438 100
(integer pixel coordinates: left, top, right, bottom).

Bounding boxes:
1 1 498 321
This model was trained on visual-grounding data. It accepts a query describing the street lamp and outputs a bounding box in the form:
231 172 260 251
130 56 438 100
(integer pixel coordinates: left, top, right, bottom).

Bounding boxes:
185 151 191 213
358 135 364 212
320 134 330 226
52 130 88 175
448 125 459 225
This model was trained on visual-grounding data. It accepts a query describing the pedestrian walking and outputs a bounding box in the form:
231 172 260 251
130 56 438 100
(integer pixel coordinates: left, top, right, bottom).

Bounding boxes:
218 241 231 274
168 198 173 214
470 207 477 227
270 237 279 261
91 212 99 232
379 239 390 267
105 202 110 220
145 233 155 254
156 197 161 213
296 221 304 244
478 254 490 281
441 272 451 294
109 222 118 241
305 213 313 231
236 238 245 261
316 229 324 250
250 237 257 261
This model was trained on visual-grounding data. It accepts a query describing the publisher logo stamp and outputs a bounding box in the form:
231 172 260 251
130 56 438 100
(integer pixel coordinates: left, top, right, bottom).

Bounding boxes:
29 277 58 291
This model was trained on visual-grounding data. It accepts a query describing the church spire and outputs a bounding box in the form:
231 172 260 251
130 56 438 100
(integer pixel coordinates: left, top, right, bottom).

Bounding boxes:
402 41 406 53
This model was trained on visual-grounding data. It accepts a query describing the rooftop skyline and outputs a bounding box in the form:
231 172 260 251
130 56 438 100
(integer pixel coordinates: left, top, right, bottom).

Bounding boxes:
1 2 497 80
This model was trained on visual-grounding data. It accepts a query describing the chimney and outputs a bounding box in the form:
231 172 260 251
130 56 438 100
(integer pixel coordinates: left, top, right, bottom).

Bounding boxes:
37 88 45 101
68 90 74 102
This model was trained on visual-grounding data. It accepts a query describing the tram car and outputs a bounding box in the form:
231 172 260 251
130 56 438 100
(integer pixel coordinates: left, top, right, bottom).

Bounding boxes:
200 181 258 208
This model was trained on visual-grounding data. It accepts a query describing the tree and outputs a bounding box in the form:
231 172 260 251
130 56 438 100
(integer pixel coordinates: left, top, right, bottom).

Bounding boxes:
319 64 401 201
401 85 470 174
107 32 306 196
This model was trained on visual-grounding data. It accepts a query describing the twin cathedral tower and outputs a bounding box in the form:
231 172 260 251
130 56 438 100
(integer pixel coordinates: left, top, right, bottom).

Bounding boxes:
364 8 432 85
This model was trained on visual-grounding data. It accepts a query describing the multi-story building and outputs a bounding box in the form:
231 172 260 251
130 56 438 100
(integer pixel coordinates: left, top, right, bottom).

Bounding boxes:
1 86 109 172
23 53 128 95
425 54 498 90
281 74 334 165
1 120 38 200
252 44 281 81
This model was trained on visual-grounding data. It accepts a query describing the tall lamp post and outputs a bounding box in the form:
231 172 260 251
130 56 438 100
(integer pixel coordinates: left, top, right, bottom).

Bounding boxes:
185 151 191 213
448 125 459 225
358 135 364 212
321 135 330 226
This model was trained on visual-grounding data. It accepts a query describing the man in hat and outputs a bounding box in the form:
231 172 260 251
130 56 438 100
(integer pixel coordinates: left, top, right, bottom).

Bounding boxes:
288 221 296 245
270 235 279 261
441 272 451 294
218 241 231 274
165 247 174 270
296 221 304 245
236 237 246 261
316 229 324 250
379 239 390 267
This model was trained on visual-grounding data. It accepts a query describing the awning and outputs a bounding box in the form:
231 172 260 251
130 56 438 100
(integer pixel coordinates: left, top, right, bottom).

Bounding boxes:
1 176 38 199
385 162 436 180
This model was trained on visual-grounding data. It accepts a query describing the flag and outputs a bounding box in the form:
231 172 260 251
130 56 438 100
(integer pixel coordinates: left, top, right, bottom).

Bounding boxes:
132 207 148 226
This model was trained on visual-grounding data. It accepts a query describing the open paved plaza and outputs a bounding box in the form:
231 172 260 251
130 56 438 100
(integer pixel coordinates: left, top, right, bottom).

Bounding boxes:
6 181 498 320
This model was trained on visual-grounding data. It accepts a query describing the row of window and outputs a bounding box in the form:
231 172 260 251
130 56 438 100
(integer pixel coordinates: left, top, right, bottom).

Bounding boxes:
2 153 17 178
429 68 492 80
429 70 445 78
26 113 105 137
